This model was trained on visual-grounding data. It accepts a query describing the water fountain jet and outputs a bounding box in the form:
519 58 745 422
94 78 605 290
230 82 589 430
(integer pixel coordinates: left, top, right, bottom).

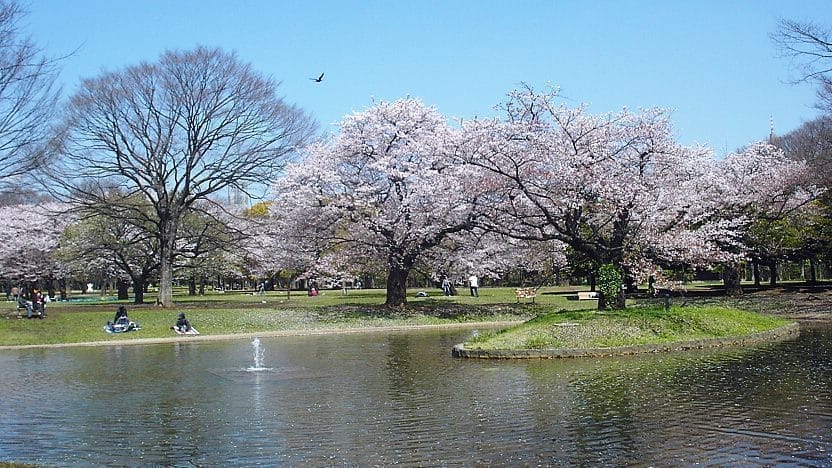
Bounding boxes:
246 337 272 372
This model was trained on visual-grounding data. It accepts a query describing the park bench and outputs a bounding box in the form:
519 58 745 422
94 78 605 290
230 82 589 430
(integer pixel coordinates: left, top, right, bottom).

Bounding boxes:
5 302 44 319
652 281 687 296
514 287 537 303
577 291 598 300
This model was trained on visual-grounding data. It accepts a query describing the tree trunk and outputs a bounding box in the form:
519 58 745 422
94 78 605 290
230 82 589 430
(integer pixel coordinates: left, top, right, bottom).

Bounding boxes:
116 279 130 300
385 266 410 307
157 218 178 307
133 277 145 304
723 264 743 296
768 259 778 287
753 261 761 286
157 256 174 306
188 276 196 296
59 278 67 301
809 258 818 284
198 276 206 295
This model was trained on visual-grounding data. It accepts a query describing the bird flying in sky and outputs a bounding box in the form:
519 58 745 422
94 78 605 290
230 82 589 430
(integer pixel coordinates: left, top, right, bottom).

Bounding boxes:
310 72 324 82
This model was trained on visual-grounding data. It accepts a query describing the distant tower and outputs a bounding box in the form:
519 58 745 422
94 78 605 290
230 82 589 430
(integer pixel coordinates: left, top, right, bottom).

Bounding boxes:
228 185 249 211
769 116 775 144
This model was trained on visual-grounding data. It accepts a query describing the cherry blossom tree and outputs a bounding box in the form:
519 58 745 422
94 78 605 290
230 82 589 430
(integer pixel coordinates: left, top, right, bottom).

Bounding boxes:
0 203 74 295
47 47 316 306
459 86 727 307
424 230 568 290
703 142 817 295
271 99 485 306
458 86 815 306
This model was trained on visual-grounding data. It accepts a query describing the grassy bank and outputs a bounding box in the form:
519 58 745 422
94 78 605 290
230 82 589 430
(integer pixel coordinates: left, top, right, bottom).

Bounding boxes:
0 287 544 347
1 284 818 348
463 305 793 350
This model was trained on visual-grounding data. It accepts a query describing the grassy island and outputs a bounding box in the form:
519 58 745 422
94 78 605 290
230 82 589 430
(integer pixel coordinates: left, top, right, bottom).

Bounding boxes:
461 305 795 355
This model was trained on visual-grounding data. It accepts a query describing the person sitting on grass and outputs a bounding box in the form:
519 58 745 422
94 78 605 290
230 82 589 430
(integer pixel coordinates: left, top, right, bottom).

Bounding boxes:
106 306 138 332
172 312 197 334
113 305 129 324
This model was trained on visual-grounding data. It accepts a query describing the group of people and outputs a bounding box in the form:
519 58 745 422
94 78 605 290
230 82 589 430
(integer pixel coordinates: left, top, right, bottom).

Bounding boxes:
16 288 47 319
103 306 198 335
440 275 479 297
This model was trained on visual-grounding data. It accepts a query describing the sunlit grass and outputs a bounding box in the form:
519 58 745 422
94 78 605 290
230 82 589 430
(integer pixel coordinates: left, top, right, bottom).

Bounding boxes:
2 286 574 346
464 305 792 350
1 284 789 348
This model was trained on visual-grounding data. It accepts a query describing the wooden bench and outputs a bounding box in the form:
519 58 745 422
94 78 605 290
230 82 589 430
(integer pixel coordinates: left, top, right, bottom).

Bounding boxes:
6 304 44 319
514 288 537 303
577 291 598 300
652 281 687 296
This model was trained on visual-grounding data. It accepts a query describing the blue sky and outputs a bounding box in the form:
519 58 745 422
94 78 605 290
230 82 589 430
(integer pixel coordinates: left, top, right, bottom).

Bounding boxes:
25 0 832 154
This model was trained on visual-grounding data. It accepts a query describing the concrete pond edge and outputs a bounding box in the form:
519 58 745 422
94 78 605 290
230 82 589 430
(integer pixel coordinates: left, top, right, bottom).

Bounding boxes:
451 322 801 359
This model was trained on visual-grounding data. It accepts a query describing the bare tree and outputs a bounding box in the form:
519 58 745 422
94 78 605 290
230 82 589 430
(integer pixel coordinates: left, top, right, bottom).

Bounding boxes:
772 19 832 111
48 47 316 306
0 0 60 191
776 115 832 185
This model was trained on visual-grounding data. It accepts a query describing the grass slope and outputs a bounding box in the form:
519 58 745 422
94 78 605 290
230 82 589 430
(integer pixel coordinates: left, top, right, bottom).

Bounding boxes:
464 305 792 350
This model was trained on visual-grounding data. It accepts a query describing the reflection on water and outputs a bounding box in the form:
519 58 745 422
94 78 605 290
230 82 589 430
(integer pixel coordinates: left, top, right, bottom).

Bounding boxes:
0 323 830 465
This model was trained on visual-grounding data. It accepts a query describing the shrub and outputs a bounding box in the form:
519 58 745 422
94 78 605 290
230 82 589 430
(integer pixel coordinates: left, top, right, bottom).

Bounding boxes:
598 263 624 310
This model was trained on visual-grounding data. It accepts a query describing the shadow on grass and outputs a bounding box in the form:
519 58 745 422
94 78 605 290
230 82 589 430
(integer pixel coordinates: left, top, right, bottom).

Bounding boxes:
310 302 533 321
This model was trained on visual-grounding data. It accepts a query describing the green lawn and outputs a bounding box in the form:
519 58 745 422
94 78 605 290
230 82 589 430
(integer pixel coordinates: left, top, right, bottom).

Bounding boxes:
464 305 792 350
1 284 791 348
3 286 580 346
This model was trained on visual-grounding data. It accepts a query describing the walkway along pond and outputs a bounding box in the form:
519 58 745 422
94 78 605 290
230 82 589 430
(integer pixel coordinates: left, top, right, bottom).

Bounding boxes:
0 322 829 465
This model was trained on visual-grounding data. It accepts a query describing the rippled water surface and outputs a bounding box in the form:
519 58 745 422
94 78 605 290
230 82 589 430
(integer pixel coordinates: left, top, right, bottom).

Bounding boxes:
1 323 831 465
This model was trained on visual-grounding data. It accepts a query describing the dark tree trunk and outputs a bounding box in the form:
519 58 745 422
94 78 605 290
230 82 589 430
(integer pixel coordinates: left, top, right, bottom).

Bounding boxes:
385 266 410 307
46 277 56 299
723 264 743 296
598 291 607 310
198 276 206 295
117 279 130 300
768 259 778 287
753 261 761 286
133 278 145 304
809 258 818 283
188 276 196 296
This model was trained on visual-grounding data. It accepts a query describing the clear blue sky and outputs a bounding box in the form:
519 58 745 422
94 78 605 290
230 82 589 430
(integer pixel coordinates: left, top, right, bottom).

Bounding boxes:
25 0 832 154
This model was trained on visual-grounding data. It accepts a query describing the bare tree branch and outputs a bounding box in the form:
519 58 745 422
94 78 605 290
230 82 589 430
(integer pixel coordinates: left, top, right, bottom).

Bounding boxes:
0 0 61 191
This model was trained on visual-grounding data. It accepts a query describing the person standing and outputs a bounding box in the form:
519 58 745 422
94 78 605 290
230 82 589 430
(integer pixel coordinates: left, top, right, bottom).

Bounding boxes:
441 277 452 296
469 274 479 297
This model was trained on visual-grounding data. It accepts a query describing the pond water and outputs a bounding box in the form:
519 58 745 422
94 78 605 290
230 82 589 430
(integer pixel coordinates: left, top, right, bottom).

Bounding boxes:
1 322 831 465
